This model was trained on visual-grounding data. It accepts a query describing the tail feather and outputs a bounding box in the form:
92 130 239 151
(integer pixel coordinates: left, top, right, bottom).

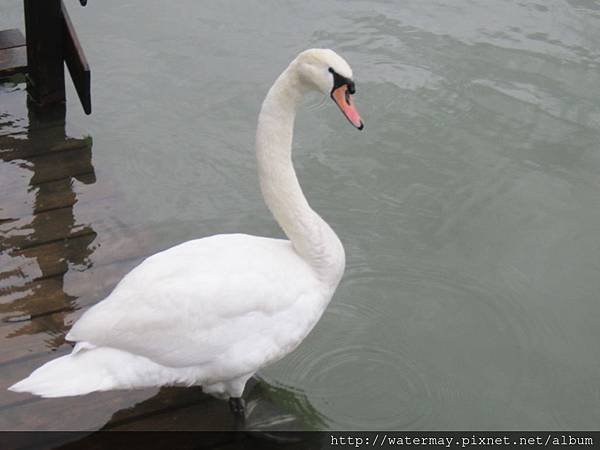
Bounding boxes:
8 353 112 398
8 346 202 398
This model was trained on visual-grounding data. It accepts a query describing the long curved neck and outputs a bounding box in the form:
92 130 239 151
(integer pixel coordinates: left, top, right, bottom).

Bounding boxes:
256 65 345 288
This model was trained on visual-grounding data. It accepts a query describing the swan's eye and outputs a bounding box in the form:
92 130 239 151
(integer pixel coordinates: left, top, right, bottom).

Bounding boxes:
347 81 356 95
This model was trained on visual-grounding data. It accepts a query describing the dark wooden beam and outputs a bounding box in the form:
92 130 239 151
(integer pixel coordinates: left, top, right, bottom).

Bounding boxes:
61 1 91 115
23 0 65 110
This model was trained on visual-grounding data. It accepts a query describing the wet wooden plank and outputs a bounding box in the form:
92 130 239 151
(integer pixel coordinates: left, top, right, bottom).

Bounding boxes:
31 173 98 214
0 252 162 369
0 276 75 322
3 232 104 282
0 29 26 50
0 257 145 347
102 387 225 431
0 207 95 251
0 134 92 162
0 173 101 220
6 226 157 285
0 264 142 413
0 29 26 79
105 401 235 433
0 46 27 79
1 146 95 191
0 231 169 364
0 173 95 214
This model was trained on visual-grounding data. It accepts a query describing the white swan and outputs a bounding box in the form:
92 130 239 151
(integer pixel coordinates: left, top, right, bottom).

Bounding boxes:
9 49 363 418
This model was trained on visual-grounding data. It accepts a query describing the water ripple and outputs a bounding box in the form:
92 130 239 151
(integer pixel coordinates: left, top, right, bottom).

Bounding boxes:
264 344 432 430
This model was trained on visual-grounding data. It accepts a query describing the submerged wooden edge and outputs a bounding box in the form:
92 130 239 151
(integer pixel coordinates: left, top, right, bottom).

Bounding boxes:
0 136 92 162
0 46 27 79
0 29 26 51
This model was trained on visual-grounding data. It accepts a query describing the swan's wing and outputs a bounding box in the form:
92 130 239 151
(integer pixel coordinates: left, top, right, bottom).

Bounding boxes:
67 234 323 371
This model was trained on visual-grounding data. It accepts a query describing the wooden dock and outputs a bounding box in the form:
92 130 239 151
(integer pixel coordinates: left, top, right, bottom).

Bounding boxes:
0 1 91 115
0 83 316 448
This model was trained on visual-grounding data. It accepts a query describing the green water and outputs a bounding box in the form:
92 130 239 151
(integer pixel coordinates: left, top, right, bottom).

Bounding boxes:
1 0 600 430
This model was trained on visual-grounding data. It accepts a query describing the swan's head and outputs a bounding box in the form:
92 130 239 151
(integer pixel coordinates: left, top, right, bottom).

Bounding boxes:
293 49 364 130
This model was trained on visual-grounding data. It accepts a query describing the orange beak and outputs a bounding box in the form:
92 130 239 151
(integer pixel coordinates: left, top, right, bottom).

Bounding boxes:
331 84 364 130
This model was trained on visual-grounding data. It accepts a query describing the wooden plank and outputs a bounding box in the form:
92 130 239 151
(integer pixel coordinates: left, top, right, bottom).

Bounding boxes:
0 254 145 325
103 387 223 430
12 228 154 284
0 257 145 364
0 46 27 79
61 1 91 115
0 231 167 381
0 240 146 363
0 173 100 220
105 400 234 432
0 146 95 195
0 134 92 162
0 206 95 251
0 191 154 283
0 29 26 50
23 0 65 108
33 173 97 213
0 276 76 323
0 229 164 357
0 328 72 366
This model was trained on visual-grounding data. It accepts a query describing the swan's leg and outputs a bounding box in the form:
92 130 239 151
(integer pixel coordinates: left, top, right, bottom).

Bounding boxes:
225 373 253 428
229 396 246 431
228 397 246 417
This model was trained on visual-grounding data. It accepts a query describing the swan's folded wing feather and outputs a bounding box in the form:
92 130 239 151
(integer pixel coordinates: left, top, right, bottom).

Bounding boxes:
67 235 322 369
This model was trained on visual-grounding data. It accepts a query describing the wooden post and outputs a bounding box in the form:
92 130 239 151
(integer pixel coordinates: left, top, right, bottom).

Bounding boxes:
23 0 65 110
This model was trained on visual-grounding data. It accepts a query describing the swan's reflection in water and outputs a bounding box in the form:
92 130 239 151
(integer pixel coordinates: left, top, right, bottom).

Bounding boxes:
98 379 324 432
47 380 326 450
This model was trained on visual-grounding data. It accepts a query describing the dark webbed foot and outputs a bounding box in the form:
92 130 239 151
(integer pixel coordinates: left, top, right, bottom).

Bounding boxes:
229 397 246 417
229 397 246 429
